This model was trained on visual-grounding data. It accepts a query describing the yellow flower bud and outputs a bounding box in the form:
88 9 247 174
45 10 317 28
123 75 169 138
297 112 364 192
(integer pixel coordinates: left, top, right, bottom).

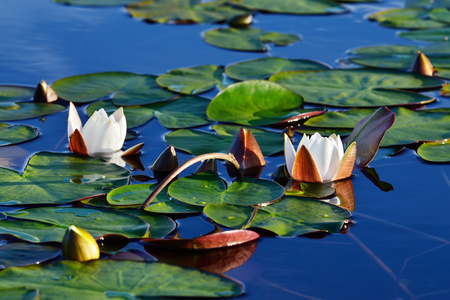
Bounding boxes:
62 225 100 262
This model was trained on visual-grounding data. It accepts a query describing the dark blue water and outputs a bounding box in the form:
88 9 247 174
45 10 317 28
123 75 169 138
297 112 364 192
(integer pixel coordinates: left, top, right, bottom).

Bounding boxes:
1 0 449 299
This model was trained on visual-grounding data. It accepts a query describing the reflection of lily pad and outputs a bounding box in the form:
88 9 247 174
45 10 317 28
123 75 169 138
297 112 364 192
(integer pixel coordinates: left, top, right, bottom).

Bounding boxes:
204 196 351 237
0 85 34 102
207 80 303 125
0 123 38 146
417 139 450 162
52 72 177 105
0 242 60 269
270 68 444 107
0 152 129 205
127 0 249 24
399 27 450 42
156 65 223 94
232 0 348 15
168 173 285 207
204 28 300 52
0 260 243 298
369 8 447 29
225 57 329 81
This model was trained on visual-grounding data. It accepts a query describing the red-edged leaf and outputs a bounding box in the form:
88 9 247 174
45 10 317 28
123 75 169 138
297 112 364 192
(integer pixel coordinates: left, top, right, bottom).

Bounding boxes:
269 110 326 129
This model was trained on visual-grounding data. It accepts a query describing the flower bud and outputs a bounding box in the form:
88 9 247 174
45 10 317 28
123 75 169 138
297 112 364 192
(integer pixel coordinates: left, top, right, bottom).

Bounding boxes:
33 80 58 103
411 51 434 77
228 128 265 178
62 225 100 262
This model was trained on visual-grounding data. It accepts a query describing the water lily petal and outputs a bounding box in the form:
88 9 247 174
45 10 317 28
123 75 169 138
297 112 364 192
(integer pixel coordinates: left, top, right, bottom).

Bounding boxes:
284 134 296 178
69 129 89 156
112 107 127 144
67 102 82 140
321 138 341 181
292 145 323 183
333 141 356 181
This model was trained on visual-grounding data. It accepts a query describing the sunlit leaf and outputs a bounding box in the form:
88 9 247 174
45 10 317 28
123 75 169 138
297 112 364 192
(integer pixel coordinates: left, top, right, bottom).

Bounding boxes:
115 209 176 238
0 287 38 300
417 139 450 162
168 172 285 207
0 102 64 121
0 260 243 298
207 80 303 125
0 123 38 146
0 85 34 102
270 68 444 107
399 27 450 42
369 8 447 29
204 196 351 237
52 72 177 105
204 28 300 52
406 0 450 8
0 242 60 269
0 152 129 205
225 57 329 81
231 0 348 14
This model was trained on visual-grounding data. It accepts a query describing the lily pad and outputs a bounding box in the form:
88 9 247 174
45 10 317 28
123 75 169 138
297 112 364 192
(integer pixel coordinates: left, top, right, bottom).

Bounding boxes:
0 102 65 121
204 28 300 52
116 209 176 238
0 287 38 300
127 0 250 24
417 139 450 162
399 27 450 42
4 206 149 239
270 68 444 107
207 80 303 126
0 85 34 102
225 57 329 81
0 123 38 146
204 196 351 237
107 184 203 214
406 0 450 8
0 260 243 298
168 172 285 207
0 242 60 269
0 152 129 205
369 8 448 29
165 125 284 156
156 65 224 94
231 0 348 15
52 72 177 105
54 0 143 6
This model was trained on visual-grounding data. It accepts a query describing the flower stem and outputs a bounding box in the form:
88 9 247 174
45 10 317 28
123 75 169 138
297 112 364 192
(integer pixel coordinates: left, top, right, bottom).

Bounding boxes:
139 153 241 210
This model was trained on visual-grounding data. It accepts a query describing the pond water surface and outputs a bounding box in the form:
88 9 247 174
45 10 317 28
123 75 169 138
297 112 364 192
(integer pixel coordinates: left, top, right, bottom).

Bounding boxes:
0 0 449 299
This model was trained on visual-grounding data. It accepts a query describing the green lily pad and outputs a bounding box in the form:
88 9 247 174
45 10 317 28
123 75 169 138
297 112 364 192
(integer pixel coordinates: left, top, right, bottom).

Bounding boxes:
399 27 450 42
0 85 34 102
0 152 129 205
0 102 65 121
204 196 351 237
406 0 450 8
231 0 348 14
52 72 177 105
0 242 60 269
429 7 450 23
0 219 67 243
435 68 450 79
87 96 210 129
165 124 284 156
156 65 224 95
54 0 142 6
107 184 202 214
225 57 329 81
270 68 444 107
369 8 447 29
168 172 285 207
0 287 38 300
304 107 450 146
203 28 300 52
207 80 303 126
0 123 38 146
127 0 249 24
0 260 243 298
4 207 149 239
115 209 176 238
417 139 450 162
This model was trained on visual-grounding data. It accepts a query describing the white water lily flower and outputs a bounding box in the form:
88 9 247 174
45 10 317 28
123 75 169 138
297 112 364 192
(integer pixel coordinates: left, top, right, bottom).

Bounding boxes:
284 132 356 183
67 102 126 156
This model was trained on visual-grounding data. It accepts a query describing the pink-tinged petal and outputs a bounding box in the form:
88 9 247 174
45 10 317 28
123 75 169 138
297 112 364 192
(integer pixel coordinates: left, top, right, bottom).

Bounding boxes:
332 141 356 181
69 129 89 156
292 145 323 183
284 134 296 178
112 107 124 123
67 102 82 140
411 51 434 77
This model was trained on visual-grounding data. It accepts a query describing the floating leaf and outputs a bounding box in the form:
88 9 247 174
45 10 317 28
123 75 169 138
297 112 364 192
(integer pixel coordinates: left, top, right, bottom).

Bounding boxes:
168 172 285 207
52 72 177 105
417 139 450 162
156 65 223 94
207 80 303 125
231 0 348 14
4 207 149 240
225 57 329 81
369 8 447 29
406 0 450 8
284 181 336 198
116 209 176 238
127 0 249 24
204 196 351 237
270 68 444 107
165 125 284 156
0 123 38 146
0 85 34 102
0 152 129 205
0 102 64 121
0 242 60 269
399 27 450 42
0 287 38 300
204 28 300 52
0 260 243 298
54 0 143 6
